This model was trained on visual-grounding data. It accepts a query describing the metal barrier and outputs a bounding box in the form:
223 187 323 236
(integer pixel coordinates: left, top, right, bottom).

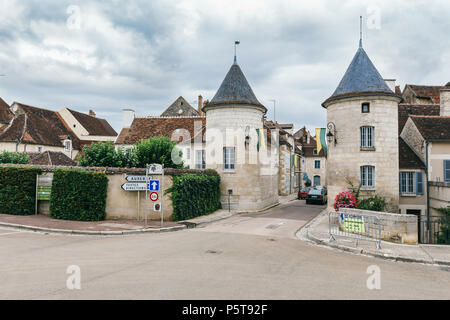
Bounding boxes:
419 216 450 245
329 211 382 249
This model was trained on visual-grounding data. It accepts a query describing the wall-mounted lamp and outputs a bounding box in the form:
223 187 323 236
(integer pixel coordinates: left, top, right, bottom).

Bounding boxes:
244 126 251 147
327 122 337 146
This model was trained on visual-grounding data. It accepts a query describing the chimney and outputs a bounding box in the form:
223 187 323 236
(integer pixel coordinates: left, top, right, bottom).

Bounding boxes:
440 88 450 116
198 95 203 115
89 109 96 117
306 131 310 144
122 109 135 129
384 79 396 92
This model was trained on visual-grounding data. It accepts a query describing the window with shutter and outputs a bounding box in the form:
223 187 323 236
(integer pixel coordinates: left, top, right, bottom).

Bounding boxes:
416 171 424 195
445 160 450 182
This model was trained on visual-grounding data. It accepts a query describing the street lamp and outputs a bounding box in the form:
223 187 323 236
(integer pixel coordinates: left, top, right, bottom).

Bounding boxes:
327 122 337 146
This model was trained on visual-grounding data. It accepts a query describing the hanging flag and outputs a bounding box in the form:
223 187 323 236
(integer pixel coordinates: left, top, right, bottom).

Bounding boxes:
315 128 327 155
256 128 266 151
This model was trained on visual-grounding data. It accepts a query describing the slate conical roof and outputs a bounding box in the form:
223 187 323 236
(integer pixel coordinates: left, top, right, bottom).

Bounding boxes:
322 45 399 107
205 63 266 111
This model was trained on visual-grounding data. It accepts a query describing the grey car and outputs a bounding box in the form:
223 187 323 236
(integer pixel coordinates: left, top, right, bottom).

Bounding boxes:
306 187 327 205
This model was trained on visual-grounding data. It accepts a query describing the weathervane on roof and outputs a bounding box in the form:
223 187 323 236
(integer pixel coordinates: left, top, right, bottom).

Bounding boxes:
234 40 240 64
359 16 363 48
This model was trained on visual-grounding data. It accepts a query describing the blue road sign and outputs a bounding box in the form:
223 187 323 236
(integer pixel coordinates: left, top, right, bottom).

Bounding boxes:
147 180 160 191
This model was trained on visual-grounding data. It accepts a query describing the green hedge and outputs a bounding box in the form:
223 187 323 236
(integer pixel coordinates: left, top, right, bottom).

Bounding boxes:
0 166 42 215
49 169 108 221
169 173 221 221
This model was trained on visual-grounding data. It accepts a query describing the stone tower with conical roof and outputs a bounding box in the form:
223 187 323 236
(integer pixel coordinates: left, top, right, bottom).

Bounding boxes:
323 41 402 212
203 59 278 211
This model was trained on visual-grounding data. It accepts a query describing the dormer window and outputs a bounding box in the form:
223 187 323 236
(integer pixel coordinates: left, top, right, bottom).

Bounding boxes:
64 139 72 151
362 103 370 113
313 149 318 155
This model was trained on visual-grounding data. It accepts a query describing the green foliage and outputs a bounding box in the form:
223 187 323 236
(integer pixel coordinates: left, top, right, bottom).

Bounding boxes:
0 166 42 215
78 141 136 167
0 151 30 164
78 137 182 169
168 174 221 221
358 195 387 212
49 169 108 221
135 137 183 169
436 207 450 244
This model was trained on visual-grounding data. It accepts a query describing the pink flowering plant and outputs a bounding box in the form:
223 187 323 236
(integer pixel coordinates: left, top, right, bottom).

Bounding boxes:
333 190 359 212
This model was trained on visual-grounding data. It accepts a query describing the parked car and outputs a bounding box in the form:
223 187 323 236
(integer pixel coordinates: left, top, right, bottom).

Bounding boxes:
306 187 327 205
298 188 310 200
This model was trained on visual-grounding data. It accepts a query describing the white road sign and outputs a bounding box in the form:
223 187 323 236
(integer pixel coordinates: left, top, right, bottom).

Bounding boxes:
149 192 159 201
146 164 163 175
126 176 150 182
121 182 147 191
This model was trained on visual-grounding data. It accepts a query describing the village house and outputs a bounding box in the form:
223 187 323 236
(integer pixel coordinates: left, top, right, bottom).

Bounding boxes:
294 126 327 188
0 101 117 161
115 57 303 210
323 36 450 242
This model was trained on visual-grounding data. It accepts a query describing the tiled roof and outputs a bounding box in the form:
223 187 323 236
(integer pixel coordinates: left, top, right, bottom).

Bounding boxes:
67 108 117 136
0 103 80 149
115 116 206 145
406 84 449 104
399 138 424 169
0 97 13 124
410 115 450 140
295 136 326 157
398 103 440 133
323 46 397 106
161 96 200 117
206 63 266 110
28 151 77 166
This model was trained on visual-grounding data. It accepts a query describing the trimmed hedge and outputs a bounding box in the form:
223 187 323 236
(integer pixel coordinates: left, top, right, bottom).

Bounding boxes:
49 169 108 221
0 166 42 215
169 173 221 221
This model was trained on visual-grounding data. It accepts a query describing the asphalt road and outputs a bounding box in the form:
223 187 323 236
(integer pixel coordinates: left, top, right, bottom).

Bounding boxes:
1 200 449 300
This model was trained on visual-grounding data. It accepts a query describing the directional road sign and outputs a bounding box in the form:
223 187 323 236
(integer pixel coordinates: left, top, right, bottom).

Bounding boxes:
126 176 149 182
121 182 147 191
147 180 160 191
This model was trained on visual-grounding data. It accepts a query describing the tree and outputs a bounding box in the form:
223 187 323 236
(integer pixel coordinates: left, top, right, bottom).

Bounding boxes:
134 137 183 169
78 142 122 167
0 151 30 164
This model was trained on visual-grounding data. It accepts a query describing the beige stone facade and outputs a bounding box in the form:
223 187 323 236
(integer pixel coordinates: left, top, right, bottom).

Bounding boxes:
205 105 279 211
325 96 401 212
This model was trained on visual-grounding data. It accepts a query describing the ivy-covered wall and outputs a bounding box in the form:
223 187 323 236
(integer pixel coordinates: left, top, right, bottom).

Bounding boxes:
49 169 109 221
0 167 42 215
169 173 221 221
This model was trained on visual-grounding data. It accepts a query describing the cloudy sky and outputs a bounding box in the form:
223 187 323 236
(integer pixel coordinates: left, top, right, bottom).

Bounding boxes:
0 0 449 134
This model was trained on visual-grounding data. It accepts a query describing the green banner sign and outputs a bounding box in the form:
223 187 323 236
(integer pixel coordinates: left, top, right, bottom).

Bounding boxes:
37 186 52 200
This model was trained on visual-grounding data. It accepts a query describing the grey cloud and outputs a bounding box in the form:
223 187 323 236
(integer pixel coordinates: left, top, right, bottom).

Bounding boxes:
0 0 449 133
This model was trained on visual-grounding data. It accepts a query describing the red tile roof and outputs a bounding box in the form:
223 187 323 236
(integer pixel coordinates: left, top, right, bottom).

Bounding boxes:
0 103 80 149
67 108 117 137
28 151 77 166
398 103 440 133
0 97 13 124
406 85 448 104
409 115 450 140
115 116 206 145
399 138 424 169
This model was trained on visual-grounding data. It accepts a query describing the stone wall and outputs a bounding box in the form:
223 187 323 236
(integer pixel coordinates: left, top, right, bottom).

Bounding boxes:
429 181 450 215
339 208 418 244
326 96 400 212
